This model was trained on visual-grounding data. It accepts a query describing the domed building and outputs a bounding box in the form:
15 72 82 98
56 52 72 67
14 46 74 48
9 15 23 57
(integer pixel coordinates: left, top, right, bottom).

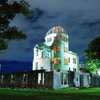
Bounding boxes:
33 26 79 72
0 26 91 89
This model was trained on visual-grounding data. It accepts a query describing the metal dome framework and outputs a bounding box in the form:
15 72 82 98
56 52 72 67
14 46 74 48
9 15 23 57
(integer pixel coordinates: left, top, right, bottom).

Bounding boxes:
46 26 67 36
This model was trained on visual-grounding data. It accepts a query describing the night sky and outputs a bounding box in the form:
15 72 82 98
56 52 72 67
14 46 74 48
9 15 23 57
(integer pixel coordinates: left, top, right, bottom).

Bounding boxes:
0 0 100 72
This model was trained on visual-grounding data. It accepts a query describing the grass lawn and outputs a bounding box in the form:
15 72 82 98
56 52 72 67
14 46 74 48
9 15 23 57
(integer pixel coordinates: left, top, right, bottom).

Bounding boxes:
0 87 100 100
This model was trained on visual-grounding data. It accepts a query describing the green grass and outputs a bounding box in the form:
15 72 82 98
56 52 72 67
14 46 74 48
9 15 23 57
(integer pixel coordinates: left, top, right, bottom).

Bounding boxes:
0 87 100 100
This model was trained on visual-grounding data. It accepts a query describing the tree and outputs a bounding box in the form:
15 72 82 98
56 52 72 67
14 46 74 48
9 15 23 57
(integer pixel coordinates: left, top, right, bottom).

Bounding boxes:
0 0 34 51
84 36 100 73
84 59 100 73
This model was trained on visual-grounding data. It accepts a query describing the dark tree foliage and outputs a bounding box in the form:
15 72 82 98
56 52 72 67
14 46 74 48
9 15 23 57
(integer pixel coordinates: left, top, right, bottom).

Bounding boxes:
0 0 34 51
84 36 100 60
84 36 100 73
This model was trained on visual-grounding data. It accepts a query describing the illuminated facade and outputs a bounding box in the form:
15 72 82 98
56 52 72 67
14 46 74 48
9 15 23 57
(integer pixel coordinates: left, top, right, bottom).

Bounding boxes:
33 26 79 72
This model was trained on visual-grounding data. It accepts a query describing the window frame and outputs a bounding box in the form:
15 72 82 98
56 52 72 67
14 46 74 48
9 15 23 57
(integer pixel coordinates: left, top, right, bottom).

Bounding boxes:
54 58 61 65
64 58 68 65
64 47 67 52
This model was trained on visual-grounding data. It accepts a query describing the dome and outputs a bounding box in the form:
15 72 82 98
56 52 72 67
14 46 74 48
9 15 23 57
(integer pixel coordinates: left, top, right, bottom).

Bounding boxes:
46 26 67 36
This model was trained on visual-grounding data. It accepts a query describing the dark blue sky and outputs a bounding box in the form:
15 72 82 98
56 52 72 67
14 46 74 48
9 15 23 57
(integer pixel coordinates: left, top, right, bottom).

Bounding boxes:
0 0 100 72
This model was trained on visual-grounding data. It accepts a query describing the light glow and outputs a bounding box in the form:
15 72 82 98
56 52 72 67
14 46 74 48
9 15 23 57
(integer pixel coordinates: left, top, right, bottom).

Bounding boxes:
98 71 100 75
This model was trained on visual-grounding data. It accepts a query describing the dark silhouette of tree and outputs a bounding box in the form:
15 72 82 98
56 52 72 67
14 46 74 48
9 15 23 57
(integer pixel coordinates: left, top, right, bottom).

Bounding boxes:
84 36 100 73
0 0 34 51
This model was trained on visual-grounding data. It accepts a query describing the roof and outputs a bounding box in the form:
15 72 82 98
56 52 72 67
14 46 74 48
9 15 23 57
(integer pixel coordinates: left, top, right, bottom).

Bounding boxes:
46 26 67 36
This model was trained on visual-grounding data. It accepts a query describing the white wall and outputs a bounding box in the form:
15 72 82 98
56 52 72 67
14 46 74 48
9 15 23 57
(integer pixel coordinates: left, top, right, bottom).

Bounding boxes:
33 58 51 71
33 46 51 71
68 51 79 72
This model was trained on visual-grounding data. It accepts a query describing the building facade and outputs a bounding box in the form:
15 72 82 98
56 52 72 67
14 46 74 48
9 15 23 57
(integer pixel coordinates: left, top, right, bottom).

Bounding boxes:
33 26 79 72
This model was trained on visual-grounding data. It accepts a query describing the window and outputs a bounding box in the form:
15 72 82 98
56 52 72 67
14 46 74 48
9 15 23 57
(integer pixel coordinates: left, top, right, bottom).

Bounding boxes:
61 73 67 85
54 58 57 64
62 36 67 41
64 58 68 65
22 74 28 84
10 74 15 84
57 46 60 52
68 57 70 63
64 47 67 52
41 52 43 58
73 68 76 72
87 75 91 85
54 46 61 52
36 50 38 56
38 73 44 85
54 36 61 40
54 58 61 65
54 46 57 52
65 37 67 41
36 62 38 70
0 75 4 84
73 58 76 64
55 36 67 41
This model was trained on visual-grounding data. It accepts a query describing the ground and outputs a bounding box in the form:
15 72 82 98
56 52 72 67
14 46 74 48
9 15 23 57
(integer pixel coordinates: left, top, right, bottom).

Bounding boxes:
0 87 100 100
